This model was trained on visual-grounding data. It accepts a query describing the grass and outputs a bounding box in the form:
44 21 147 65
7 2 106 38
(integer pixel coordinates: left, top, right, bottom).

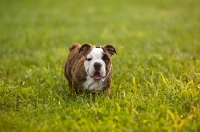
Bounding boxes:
0 0 200 131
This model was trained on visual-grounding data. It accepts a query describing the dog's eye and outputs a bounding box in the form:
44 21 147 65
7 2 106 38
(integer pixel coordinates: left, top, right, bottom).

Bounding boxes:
103 55 110 62
86 58 92 61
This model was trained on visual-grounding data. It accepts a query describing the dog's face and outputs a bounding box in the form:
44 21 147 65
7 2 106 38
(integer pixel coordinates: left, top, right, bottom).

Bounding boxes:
80 44 117 82
84 47 108 81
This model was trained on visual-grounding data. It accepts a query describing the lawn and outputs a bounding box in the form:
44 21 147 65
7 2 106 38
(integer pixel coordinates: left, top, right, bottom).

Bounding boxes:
0 0 200 131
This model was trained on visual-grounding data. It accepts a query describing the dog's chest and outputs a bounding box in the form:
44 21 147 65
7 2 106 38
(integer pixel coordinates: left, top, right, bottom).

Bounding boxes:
83 76 106 92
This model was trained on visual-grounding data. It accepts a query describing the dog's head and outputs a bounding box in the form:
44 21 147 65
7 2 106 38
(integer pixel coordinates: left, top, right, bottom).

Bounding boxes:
79 44 117 81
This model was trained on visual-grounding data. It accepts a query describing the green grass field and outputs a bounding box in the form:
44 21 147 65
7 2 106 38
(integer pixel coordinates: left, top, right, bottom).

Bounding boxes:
0 0 200 131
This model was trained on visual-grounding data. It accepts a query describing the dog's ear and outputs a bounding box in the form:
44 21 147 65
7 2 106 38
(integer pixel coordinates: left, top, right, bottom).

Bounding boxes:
104 45 117 56
79 44 92 55
69 43 80 52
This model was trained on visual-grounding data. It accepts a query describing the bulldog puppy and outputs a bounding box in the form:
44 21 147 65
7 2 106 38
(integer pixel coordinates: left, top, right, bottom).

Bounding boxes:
64 43 117 96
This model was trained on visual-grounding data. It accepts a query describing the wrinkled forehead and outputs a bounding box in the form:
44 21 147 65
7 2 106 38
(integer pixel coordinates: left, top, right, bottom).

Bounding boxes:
87 46 104 59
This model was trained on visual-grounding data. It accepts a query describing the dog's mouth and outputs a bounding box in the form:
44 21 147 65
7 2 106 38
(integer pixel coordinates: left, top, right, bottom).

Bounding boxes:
92 72 103 81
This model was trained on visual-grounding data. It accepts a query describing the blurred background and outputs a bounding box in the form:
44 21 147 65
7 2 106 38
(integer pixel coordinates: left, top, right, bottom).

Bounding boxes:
0 0 199 77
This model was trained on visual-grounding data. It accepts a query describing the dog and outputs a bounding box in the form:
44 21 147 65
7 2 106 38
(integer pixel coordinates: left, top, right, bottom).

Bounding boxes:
64 43 117 96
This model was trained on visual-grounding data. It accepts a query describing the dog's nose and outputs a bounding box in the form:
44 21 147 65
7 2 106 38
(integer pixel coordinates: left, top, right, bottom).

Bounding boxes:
94 62 102 71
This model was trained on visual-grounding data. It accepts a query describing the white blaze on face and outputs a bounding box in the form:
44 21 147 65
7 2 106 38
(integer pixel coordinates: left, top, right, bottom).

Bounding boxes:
83 47 107 91
84 47 106 78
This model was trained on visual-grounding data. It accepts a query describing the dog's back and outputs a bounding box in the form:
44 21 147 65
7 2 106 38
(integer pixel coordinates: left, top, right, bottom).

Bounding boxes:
64 43 82 87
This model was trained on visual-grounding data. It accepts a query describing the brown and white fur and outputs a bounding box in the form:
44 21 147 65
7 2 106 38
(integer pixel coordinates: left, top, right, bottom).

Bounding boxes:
64 43 117 96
